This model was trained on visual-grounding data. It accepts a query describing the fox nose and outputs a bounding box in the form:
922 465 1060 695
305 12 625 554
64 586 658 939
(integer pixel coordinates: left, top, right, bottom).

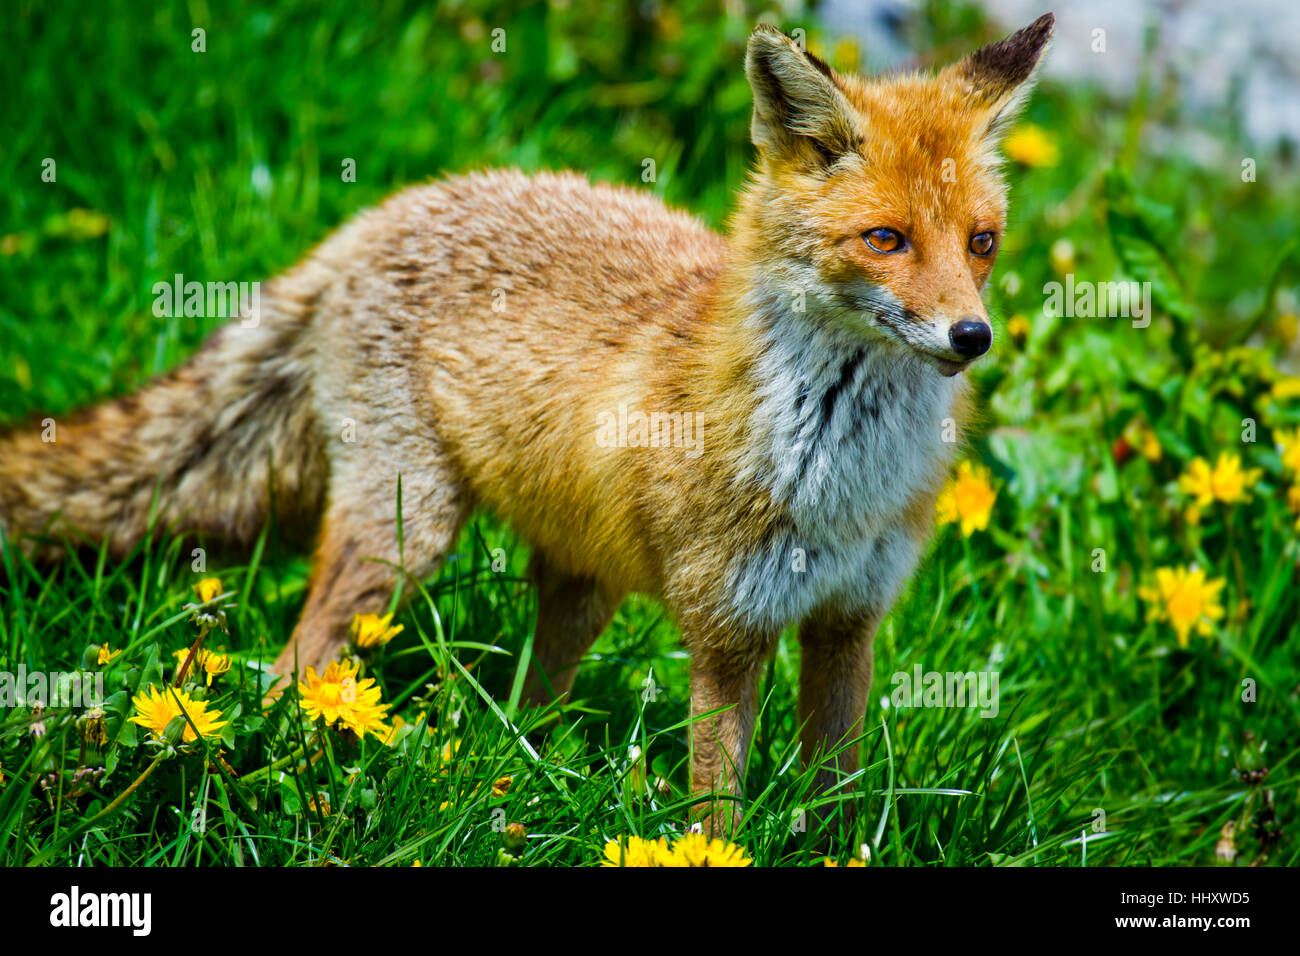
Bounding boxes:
949 318 992 358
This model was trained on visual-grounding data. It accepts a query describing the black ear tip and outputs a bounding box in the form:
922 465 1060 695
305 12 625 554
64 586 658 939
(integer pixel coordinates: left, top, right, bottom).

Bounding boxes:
1023 12 1056 42
964 10 1055 87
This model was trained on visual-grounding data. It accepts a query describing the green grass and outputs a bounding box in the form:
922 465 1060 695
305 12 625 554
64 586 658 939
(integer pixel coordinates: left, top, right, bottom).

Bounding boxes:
1 0 1298 866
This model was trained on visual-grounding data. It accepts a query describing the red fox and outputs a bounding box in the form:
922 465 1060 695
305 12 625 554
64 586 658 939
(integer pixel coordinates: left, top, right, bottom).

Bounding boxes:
1 15 1053 832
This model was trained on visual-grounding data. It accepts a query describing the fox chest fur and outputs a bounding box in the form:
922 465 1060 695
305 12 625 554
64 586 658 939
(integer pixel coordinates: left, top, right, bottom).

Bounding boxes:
721 284 962 634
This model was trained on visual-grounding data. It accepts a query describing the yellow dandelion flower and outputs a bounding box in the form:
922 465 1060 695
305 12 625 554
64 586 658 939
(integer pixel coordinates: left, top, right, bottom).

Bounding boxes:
1138 566 1226 647
195 578 223 603
307 793 332 816
1003 123 1059 167
1049 238 1075 275
1124 422 1162 463
491 776 512 798
822 857 866 867
936 460 997 536
1271 377 1300 402
130 685 228 743
602 835 673 868
1274 428 1300 474
298 659 392 741
350 612 404 649
97 645 122 667
1006 314 1031 345
1178 453 1261 507
173 647 232 686
199 651 232 686
664 832 753 868
1275 311 1298 345
831 36 861 73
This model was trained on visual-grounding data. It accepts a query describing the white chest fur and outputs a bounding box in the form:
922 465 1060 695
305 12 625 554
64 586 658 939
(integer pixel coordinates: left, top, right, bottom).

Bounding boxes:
727 296 957 633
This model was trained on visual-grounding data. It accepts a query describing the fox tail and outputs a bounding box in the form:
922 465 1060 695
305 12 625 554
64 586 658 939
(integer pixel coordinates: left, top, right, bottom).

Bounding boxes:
0 272 328 561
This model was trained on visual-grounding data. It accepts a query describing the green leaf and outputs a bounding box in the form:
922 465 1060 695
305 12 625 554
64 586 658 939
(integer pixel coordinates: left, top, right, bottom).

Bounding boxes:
1104 169 1193 323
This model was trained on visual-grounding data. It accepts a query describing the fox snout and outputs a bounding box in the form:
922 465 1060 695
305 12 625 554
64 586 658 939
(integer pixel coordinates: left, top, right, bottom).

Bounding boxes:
924 315 993 375
948 317 992 358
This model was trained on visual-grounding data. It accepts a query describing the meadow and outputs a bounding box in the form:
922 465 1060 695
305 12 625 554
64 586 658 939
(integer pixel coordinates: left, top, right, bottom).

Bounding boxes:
0 0 1297 866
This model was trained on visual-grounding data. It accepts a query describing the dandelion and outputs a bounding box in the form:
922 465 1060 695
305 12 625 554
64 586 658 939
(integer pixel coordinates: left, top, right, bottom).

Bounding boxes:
502 822 527 857
437 739 462 765
665 832 753 867
1274 427 1300 474
830 36 860 74
936 460 997 536
491 776 512 798
350 612 404 649
1271 377 1300 402
173 647 232 686
130 685 228 744
298 659 391 741
1178 453 1261 508
185 577 231 631
1049 237 1075 275
602 835 673 868
79 707 109 749
822 857 866 867
1005 314 1030 346
1138 566 1226 647
97 645 122 667
1003 123 1059 167
601 832 751 867
1275 311 1299 346
307 793 332 817
1127 422 1162 463
59 207 111 240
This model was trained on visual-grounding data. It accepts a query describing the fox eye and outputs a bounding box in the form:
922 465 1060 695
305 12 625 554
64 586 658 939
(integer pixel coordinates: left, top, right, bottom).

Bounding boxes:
970 232 996 256
864 228 905 253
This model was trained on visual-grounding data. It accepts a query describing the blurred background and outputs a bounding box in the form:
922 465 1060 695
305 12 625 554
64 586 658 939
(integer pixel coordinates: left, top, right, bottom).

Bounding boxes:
2 0 1297 413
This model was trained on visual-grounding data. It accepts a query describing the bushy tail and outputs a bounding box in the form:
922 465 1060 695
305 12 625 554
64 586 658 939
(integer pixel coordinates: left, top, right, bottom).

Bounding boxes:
0 273 328 560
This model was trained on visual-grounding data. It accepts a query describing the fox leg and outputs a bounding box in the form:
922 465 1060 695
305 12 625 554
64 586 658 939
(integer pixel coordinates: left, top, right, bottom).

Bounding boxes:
686 628 776 837
271 455 467 676
797 608 877 797
521 551 622 706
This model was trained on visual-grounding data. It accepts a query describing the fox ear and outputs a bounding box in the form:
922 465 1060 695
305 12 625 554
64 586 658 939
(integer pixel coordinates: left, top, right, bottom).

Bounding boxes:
948 12 1054 141
745 24 858 168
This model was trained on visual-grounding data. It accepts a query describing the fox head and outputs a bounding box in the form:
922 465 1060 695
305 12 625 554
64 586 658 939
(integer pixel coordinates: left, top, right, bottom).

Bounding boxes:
740 13 1054 375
